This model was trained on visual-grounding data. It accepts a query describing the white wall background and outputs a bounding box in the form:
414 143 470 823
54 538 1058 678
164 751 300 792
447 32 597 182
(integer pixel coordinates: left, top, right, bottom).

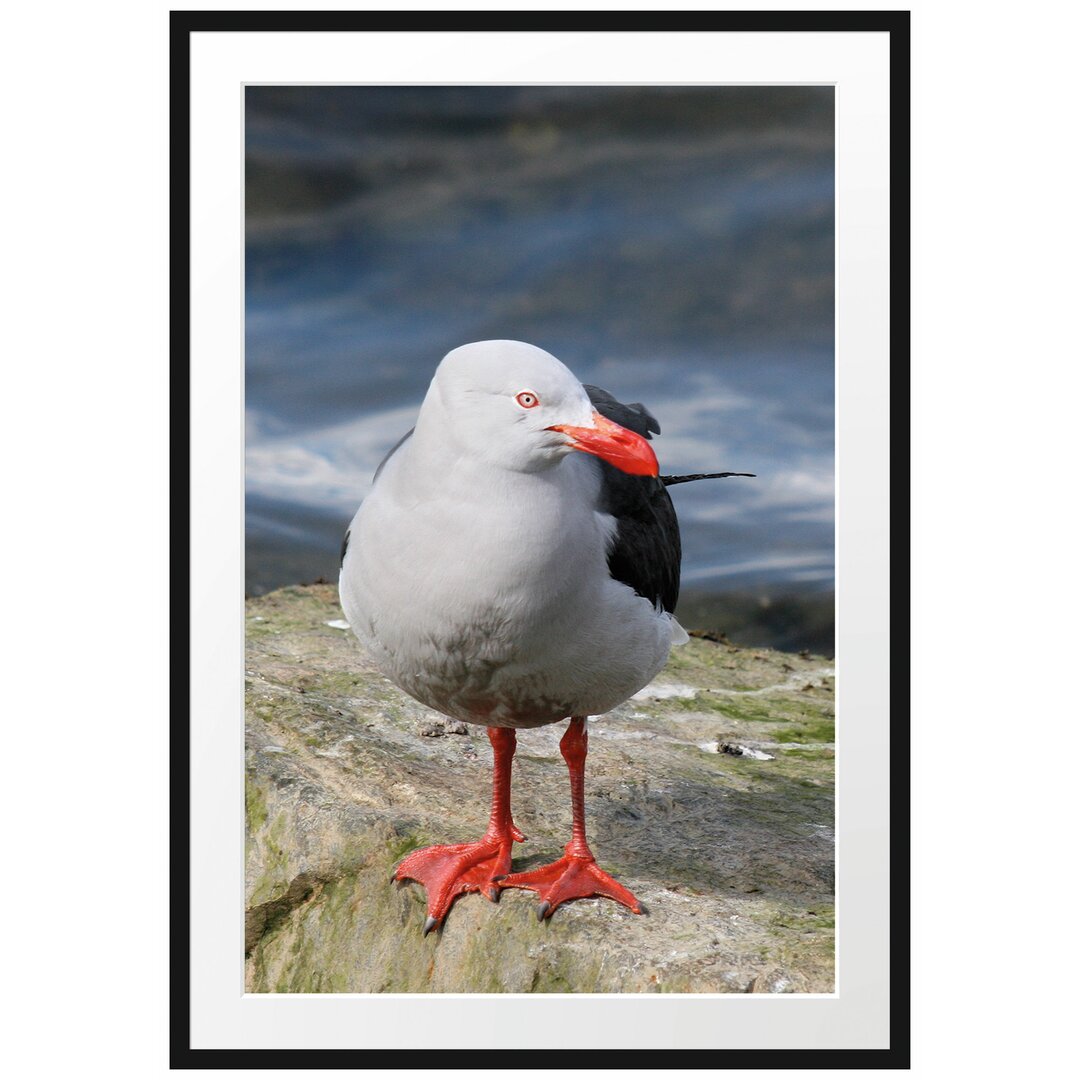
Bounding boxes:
2 1 1076 1077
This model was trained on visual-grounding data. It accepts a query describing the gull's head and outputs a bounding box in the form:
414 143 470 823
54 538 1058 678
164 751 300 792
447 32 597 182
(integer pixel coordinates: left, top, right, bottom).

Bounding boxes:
423 340 658 476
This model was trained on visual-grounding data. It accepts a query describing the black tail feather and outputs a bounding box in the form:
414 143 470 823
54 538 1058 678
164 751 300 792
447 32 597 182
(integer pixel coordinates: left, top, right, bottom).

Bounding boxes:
661 472 756 486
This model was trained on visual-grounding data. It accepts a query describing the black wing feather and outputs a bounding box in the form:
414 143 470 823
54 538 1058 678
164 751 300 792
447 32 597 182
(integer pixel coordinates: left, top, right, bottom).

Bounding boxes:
582 385 661 439
584 385 681 613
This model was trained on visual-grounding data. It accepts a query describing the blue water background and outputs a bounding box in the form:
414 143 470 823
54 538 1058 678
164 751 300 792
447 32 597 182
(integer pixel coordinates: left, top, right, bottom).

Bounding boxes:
245 86 835 652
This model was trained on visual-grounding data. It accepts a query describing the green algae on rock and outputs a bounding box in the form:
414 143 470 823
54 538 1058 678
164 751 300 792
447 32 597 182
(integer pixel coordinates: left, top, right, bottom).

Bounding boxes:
245 584 835 993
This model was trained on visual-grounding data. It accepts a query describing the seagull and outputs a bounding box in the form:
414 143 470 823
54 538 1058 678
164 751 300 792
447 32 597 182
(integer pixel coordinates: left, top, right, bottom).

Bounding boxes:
339 340 752 933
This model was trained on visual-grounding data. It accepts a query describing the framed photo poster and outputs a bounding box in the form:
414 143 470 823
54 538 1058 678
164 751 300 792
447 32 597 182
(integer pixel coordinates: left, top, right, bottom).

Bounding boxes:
172 8 909 1068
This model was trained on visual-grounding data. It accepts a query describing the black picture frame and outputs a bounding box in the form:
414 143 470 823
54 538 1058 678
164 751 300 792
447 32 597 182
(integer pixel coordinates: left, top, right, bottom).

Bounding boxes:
171 8 910 1069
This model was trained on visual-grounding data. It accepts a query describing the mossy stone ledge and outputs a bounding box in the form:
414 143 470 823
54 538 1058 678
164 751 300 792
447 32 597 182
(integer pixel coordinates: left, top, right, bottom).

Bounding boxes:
245 584 835 994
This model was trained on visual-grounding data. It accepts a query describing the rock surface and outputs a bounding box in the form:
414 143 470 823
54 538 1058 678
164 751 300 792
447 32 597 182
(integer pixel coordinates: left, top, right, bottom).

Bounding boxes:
245 584 835 993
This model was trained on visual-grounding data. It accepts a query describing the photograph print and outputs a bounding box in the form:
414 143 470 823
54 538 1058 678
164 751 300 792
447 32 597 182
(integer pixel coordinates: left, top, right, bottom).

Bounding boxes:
243 84 836 994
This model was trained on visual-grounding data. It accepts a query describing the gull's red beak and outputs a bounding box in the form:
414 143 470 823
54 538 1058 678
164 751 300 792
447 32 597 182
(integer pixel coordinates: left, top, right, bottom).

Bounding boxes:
548 410 659 477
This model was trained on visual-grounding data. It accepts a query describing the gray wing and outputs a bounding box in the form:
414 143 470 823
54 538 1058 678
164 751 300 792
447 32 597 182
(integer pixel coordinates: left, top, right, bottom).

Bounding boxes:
373 427 414 483
340 427 415 568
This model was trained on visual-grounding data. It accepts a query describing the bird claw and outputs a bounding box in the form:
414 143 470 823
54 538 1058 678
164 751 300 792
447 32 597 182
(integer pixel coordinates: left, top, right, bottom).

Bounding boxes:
500 854 642 919
394 835 516 930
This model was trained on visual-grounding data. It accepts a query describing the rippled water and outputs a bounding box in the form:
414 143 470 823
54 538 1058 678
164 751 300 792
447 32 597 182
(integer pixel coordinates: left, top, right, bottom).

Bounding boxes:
245 86 835 652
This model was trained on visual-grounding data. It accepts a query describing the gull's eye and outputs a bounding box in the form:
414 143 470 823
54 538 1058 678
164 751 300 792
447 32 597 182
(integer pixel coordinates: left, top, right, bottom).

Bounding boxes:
515 390 540 409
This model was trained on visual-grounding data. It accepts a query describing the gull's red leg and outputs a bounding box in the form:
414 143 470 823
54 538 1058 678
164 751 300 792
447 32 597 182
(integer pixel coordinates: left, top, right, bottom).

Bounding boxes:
394 726 525 933
498 717 642 920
